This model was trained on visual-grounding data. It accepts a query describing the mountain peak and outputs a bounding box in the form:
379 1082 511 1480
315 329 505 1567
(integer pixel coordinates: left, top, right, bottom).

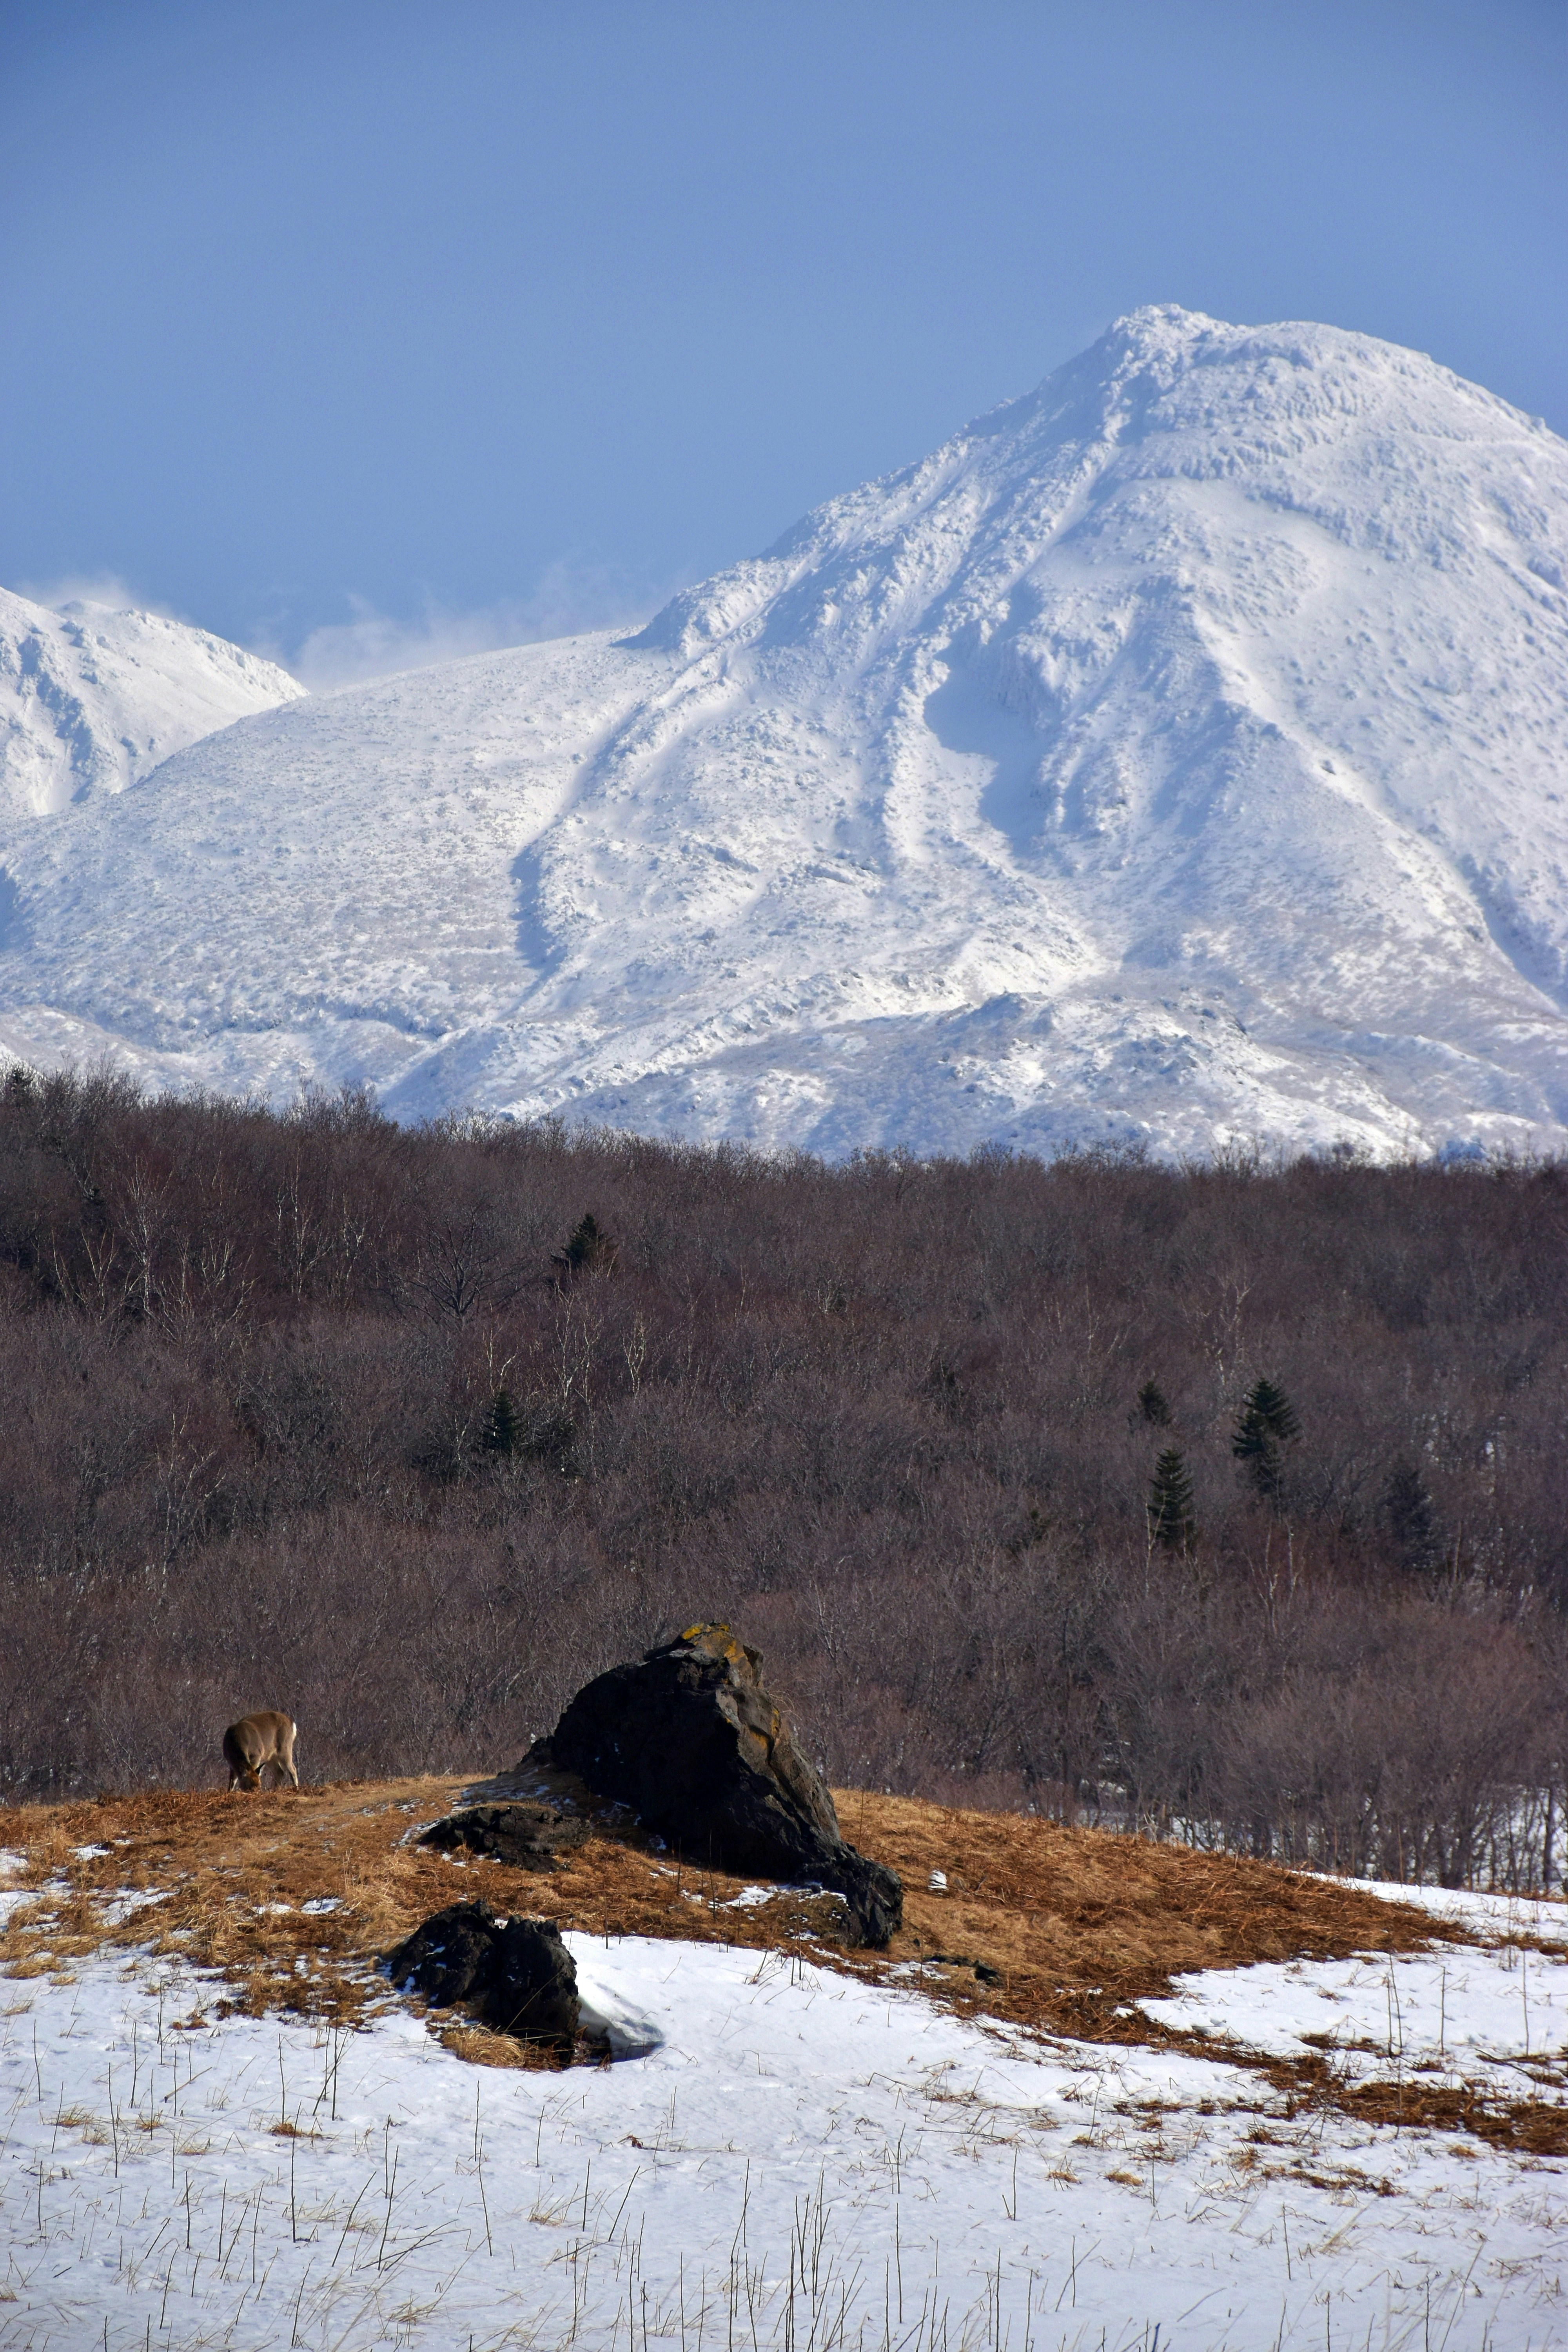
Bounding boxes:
2 315 1566 1161
635 305 1558 677
0 586 304 818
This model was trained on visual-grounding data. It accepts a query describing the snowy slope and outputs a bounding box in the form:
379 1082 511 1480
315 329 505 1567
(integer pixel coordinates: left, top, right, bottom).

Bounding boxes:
3 307 1567 1158
0 587 304 819
3 1907 1565 2348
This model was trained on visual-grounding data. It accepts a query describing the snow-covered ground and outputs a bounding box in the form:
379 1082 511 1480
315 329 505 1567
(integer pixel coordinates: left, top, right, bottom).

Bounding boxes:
1307 1880 1568 1946
1145 1940 1568 2101
2 1905 1565 2349
2 305 1567 1159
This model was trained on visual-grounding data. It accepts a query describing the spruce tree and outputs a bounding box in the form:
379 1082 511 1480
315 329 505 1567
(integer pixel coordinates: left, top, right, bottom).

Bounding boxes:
1383 1456 1439 1573
482 1387 521 1455
1147 1447 1197 1551
553 1212 618 1276
1232 1377 1299 1503
1138 1379 1172 1426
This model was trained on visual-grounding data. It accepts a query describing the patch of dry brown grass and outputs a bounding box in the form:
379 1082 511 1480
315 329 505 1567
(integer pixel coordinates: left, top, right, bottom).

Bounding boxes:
3 1773 1564 2150
0 1775 1475 2038
845 1791 1461 2040
1243 2049 1568 2158
436 2021 569 2070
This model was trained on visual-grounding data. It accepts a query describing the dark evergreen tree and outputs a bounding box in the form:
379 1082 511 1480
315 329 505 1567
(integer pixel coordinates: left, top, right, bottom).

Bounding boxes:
1147 1447 1198 1551
1232 1377 1299 1504
552 1212 618 1276
1383 1456 1439 1573
481 1387 521 1456
1138 1379 1172 1426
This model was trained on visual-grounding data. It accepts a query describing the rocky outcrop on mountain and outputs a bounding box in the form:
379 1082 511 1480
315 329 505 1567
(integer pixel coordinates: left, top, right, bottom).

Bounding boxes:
532 1623 903 1947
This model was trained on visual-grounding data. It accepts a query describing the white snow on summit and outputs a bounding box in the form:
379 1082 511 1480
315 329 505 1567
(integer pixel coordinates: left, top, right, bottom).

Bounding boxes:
2 307 1566 1158
0 584 303 817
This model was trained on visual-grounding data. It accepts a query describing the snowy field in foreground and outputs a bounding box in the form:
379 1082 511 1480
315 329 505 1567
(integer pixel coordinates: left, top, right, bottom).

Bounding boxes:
2 1903 1566 2351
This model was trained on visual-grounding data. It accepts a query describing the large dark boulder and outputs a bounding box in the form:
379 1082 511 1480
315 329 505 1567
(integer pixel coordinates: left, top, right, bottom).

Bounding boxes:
534 1623 903 1947
418 1801 588 1871
386 1900 580 2045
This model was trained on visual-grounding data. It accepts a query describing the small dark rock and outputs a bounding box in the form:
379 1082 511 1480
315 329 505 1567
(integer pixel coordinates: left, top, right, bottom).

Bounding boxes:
534 1622 903 1947
419 1802 588 1871
487 1916 580 2043
386 1900 580 2046
927 1951 1003 1987
387 1897 498 2008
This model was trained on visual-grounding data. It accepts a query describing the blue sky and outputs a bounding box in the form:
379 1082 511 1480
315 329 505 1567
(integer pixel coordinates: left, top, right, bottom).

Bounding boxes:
2 0 1562 683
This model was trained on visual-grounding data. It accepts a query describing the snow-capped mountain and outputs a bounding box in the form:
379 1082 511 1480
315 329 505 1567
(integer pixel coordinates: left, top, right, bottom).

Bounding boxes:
2 306 1566 1158
0 587 304 818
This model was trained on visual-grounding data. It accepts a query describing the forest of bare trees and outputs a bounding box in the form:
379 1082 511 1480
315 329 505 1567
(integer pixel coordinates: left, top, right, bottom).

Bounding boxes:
1 1064 1563 1892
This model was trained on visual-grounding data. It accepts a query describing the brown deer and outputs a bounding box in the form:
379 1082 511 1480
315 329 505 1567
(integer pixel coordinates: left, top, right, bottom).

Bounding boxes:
222 1711 299 1792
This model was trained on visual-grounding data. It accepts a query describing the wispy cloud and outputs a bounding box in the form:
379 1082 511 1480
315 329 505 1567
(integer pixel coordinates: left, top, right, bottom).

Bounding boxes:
272 559 679 693
15 572 186 621
12 560 685 691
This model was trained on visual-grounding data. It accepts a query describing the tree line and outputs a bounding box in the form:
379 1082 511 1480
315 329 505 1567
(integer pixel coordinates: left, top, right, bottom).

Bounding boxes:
0 1063 1564 1891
